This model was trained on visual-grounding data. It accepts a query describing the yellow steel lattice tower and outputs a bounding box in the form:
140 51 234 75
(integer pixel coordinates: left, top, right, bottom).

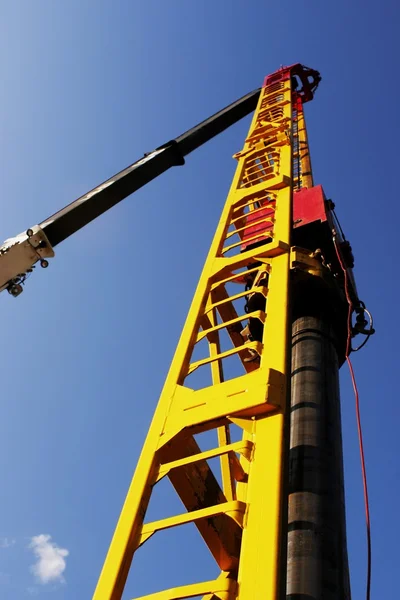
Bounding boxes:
94 68 296 600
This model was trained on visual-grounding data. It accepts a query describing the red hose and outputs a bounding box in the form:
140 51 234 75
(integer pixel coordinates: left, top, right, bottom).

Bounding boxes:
334 239 371 600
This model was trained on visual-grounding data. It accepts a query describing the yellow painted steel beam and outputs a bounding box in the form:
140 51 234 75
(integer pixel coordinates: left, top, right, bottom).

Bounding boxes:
156 439 253 482
196 309 266 343
139 500 246 545
131 576 237 600
297 100 314 189
203 287 266 314
187 340 263 374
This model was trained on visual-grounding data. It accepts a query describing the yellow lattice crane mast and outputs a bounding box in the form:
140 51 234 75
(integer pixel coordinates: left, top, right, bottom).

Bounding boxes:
92 63 366 599
94 65 295 600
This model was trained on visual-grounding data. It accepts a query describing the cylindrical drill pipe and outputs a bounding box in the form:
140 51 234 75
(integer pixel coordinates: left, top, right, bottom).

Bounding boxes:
286 316 351 600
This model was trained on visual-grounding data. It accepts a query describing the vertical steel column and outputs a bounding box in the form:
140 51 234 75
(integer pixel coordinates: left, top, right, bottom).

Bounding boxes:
286 315 351 599
296 101 313 190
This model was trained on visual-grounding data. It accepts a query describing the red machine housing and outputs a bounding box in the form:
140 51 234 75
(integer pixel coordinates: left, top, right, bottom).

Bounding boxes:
293 185 327 228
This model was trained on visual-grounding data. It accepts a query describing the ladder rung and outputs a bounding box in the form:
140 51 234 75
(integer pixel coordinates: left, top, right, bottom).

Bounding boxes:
261 93 290 104
131 577 237 600
139 501 245 545
210 264 270 290
225 215 274 240
156 440 253 482
231 202 275 225
204 286 268 316
222 229 273 254
188 341 263 374
196 310 266 343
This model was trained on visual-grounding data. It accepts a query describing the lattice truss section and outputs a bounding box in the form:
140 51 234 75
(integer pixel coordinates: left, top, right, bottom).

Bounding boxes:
292 97 313 191
94 71 294 600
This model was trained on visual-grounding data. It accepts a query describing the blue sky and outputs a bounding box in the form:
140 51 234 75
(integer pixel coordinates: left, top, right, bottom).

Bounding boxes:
0 0 397 598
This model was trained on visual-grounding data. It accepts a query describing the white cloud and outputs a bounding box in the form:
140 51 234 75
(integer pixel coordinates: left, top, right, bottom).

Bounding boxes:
0 537 16 548
29 535 69 585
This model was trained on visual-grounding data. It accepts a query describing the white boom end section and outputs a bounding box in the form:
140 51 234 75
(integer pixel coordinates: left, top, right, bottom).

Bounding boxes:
0 226 54 297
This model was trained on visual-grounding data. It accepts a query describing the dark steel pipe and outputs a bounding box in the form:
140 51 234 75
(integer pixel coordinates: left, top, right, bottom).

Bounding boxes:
286 315 351 599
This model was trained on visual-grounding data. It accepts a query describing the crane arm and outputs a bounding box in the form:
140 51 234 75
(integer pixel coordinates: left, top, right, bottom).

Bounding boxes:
0 87 261 297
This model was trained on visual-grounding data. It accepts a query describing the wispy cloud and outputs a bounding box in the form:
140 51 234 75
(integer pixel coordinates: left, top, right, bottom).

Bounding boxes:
29 535 69 584
0 537 16 548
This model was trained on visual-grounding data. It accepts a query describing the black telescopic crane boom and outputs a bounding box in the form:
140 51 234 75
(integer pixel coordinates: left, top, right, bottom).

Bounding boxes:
40 88 261 247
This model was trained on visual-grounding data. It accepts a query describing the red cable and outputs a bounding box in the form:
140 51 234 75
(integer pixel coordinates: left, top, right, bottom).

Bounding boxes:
347 355 371 600
334 238 371 600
